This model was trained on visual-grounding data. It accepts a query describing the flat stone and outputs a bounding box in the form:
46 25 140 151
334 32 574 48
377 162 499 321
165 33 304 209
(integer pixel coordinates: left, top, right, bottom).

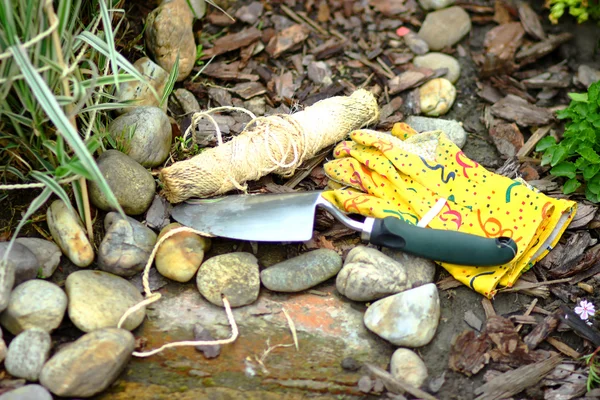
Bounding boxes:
145 0 196 81
40 328 134 398
145 195 172 231
14 238 61 279
116 57 169 114
173 88 200 115
0 280 67 335
404 116 467 148
66 270 145 332
261 249 342 293
98 212 157 277
413 52 461 83
193 324 221 359
381 248 437 287
88 150 156 216
0 242 38 286
337 246 415 302
0 385 52 400
403 31 429 55
419 0 455 10
419 78 456 117
390 348 428 388
418 6 471 51
108 106 172 168
576 65 600 88
307 61 333 86
197 252 260 307
5 328 51 381
46 199 94 267
364 283 440 347
156 223 210 283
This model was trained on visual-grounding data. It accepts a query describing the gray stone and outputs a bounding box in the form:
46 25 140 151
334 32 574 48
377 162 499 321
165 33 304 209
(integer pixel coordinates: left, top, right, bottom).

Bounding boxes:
193 324 221 358
244 97 266 116
196 252 260 307
98 212 158 277
404 31 429 55
418 6 471 51
404 116 467 148
307 61 333 86
419 0 455 10
381 247 437 287
0 385 52 400
14 238 61 279
0 242 38 286
208 87 232 107
0 259 14 313
187 0 206 18
88 150 156 216
5 328 51 381
66 270 145 332
145 0 196 81
390 348 428 388
46 199 94 267
108 106 172 168
337 246 414 302
413 52 461 83
116 57 169 114
40 328 134 398
0 280 67 335
261 249 342 293
575 65 600 88
145 195 172 231
173 88 200 115
364 283 440 347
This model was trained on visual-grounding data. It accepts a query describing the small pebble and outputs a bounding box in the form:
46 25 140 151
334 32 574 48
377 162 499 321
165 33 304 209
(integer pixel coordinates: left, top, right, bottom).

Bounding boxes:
235 1 264 24
40 328 134 398
156 223 211 283
403 116 467 148
173 88 200 115
0 242 38 286
419 0 455 10
46 199 93 267
193 324 221 359
98 212 157 277
419 78 456 117
403 31 429 55
364 283 440 347
197 252 260 307
108 106 172 168
418 6 472 51
88 150 156 216
145 195 172 231
116 57 169 114
413 52 461 83
14 238 61 279
341 357 361 371
358 375 373 393
261 249 342 293
390 348 428 388
307 61 333 86
0 280 67 335
576 65 600 88
66 270 145 332
5 328 51 382
0 385 52 400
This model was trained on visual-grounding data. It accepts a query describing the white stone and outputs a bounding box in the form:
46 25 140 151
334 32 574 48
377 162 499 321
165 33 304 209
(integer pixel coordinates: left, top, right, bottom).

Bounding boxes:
390 348 428 388
413 52 461 83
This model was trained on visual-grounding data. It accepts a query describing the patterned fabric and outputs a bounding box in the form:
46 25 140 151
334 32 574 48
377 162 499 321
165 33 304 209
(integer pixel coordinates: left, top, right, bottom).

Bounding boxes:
322 125 577 298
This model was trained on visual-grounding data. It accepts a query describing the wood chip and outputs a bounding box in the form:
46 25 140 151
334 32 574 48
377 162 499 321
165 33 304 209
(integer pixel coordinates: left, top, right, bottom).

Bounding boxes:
230 82 267 100
266 24 311 58
516 125 551 158
436 275 462 290
524 314 559 350
516 33 574 67
540 231 593 277
482 298 496 318
474 355 562 400
522 71 571 89
518 2 546 40
545 337 581 359
388 69 433 95
558 305 600 347
490 94 554 127
312 38 347 60
481 22 524 77
201 62 259 81
567 202 598 229
489 121 524 158
516 298 538 332
364 363 438 400
449 330 491 376
202 27 262 59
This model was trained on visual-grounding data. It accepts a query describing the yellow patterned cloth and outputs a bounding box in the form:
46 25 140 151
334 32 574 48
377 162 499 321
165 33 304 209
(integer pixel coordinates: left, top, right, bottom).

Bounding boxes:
322 124 577 298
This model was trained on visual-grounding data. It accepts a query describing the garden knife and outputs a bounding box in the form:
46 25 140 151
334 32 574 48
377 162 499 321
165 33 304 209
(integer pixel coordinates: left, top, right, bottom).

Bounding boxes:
171 191 518 266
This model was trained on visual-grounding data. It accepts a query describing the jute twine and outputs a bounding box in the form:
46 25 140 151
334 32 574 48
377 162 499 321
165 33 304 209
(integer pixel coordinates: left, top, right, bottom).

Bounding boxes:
160 89 380 203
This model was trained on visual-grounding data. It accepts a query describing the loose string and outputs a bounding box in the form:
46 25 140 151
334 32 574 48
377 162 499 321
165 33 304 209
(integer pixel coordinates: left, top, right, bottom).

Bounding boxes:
117 226 239 357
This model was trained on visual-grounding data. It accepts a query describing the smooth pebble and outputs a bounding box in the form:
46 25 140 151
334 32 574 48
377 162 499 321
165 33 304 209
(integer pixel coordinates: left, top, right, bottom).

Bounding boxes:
15 238 61 279
116 57 169 114
156 223 210 283
413 52 461 83
404 116 467 148
46 199 93 267
0 242 38 286
0 385 52 400
390 348 429 388
419 78 456 117
5 328 51 381
418 6 471 51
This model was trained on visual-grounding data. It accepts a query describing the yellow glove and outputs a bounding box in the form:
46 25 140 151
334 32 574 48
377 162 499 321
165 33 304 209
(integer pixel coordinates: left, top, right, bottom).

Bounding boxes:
322 125 576 298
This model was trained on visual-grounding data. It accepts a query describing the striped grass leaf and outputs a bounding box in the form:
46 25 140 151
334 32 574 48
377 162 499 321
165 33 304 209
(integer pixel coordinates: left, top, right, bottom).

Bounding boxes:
29 170 76 214
160 53 179 108
98 0 119 87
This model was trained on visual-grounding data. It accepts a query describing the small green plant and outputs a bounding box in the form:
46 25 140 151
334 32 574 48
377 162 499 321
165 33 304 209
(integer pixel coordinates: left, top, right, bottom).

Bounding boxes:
195 44 205 66
536 81 600 202
547 0 600 24
583 350 600 391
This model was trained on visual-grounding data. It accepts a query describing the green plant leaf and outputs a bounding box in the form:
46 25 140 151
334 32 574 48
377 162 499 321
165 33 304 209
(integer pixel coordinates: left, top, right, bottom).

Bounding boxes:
568 92 589 103
586 186 600 203
588 173 600 195
29 171 75 213
551 161 577 179
584 163 600 181
550 146 567 166
535 136 556 152
98 0 120 87
563 178 581 194
541 146 556 166
579 147 600 164
160 54 179 108
589 81 600 103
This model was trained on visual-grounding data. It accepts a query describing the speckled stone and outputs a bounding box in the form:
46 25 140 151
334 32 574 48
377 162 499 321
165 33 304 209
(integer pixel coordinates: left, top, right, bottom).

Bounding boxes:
46 200 93 267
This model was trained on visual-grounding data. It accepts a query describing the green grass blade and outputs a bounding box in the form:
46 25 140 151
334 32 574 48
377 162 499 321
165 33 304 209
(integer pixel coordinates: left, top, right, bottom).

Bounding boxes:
80 74 139 89
160 53 179 108
98 0 119 87
29 170 75 213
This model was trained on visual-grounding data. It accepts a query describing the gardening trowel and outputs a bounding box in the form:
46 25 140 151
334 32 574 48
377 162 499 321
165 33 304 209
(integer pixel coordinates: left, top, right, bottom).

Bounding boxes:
171 191 518 266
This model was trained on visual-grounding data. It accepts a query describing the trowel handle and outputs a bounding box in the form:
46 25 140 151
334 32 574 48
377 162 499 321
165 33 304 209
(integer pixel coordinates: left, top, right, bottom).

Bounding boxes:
366 217 518 266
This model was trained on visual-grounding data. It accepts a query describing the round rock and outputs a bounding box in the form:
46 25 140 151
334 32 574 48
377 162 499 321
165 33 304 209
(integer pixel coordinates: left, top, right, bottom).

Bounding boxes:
403 116 467 148
40 328 134 398
88 150 156 216
5 328 51 381
413 52 461 83
0 280 67 335
66 270 145 332
337 246 413 302
0 261 14 313
117 57 169 114
197 252 260 307
418 0 455 10
261 249 342 293
0 385 52 400
390 348 428 388
364 283 440 347
14 238 61 279
145 0 196 81
98 212 158 277
46 199 94 267
156 223 210 283
0 337 6 364
419 78 456 117
418 6 471 51
108 106 172 168
173 88 200 115
0 242 38 286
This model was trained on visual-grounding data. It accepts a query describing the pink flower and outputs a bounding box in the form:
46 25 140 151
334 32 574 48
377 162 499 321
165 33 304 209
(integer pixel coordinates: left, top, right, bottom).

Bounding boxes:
575 300 596 320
